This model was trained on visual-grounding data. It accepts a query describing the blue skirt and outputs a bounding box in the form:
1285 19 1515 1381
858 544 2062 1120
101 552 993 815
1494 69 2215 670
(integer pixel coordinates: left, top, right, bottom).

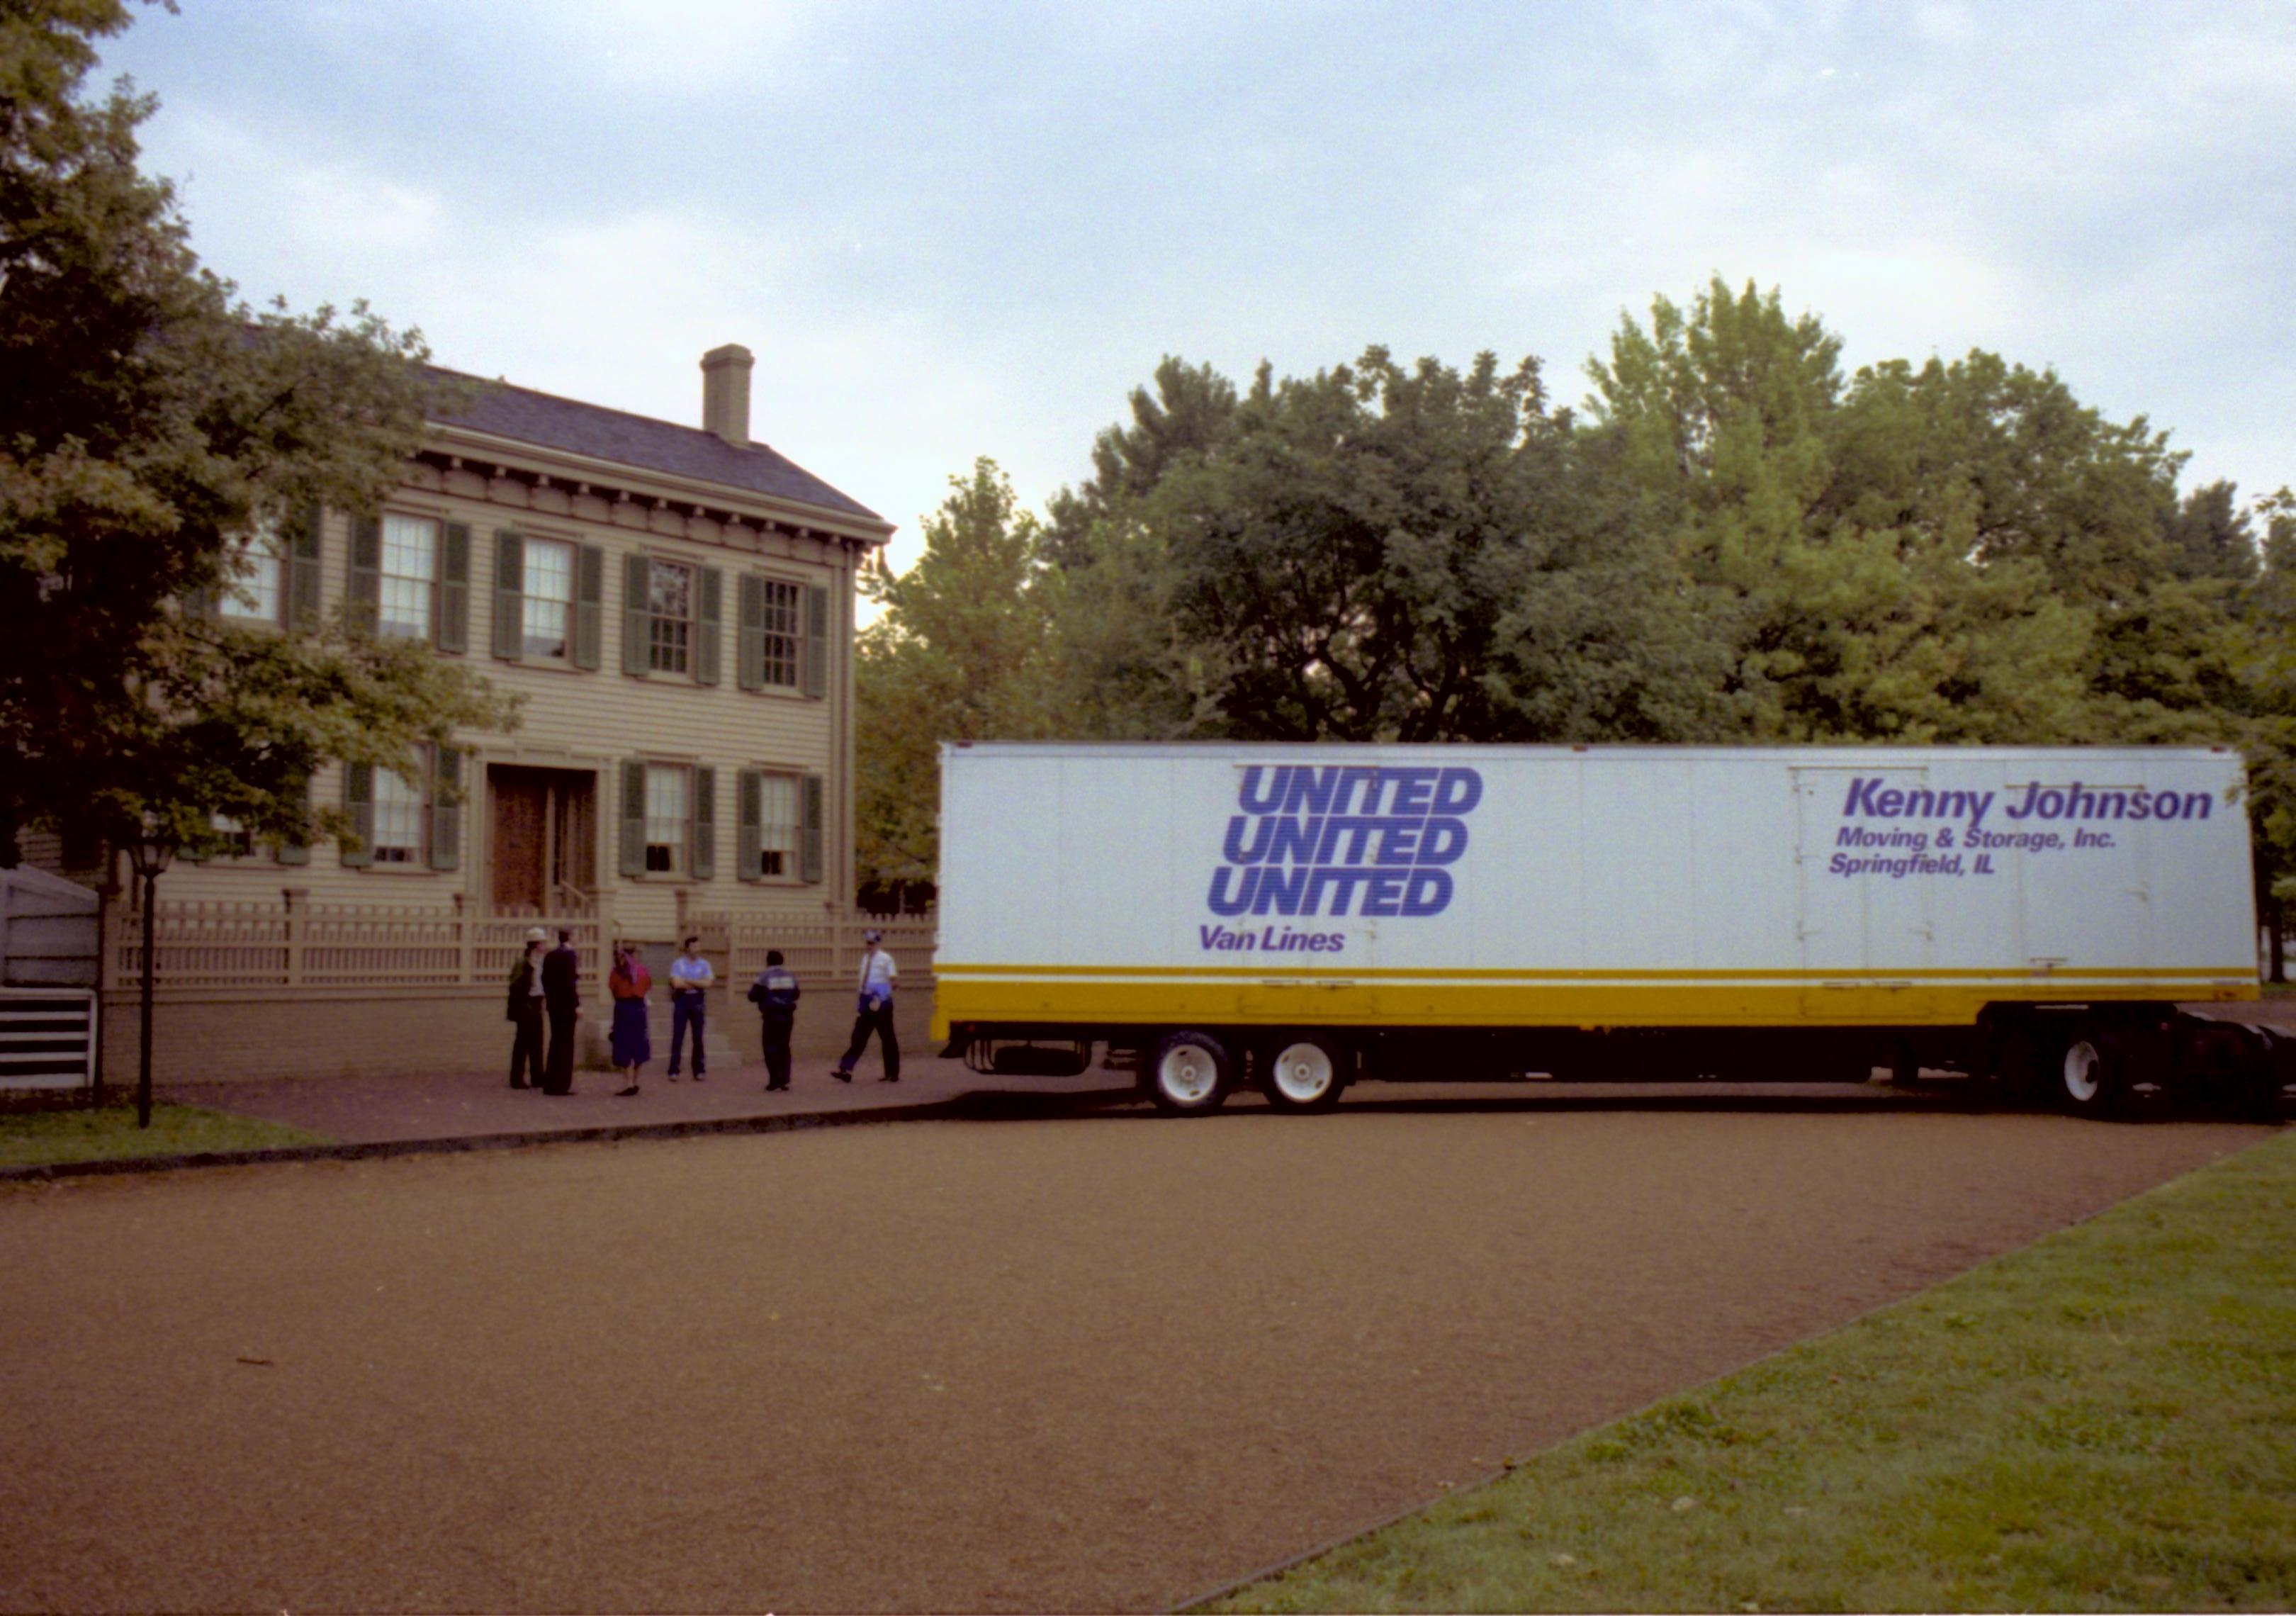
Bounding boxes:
610 997 652 1067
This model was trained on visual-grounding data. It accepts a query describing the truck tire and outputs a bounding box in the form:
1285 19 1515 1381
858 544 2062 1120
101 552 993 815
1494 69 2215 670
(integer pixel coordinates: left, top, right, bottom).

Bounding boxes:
2056 1028 2130 1118
1147 1031 1232 1116
1264 1035 1346 1113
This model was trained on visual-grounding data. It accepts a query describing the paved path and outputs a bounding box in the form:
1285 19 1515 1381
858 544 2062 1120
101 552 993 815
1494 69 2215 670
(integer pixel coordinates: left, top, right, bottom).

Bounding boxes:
1 1089 2277 1612
159 1053 1132 1149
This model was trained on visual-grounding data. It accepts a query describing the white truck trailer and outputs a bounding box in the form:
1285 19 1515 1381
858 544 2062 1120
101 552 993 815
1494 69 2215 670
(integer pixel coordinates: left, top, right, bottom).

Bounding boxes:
932 743 2277 1118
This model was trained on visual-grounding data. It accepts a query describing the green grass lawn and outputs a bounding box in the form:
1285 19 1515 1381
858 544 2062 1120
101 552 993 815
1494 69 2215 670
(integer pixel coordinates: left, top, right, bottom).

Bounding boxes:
1212 1128 2296 1614
0 1102 331 1168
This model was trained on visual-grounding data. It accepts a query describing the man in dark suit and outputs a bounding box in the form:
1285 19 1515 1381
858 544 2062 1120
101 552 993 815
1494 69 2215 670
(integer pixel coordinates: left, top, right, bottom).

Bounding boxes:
506 926 549 1089
540 928 583 1096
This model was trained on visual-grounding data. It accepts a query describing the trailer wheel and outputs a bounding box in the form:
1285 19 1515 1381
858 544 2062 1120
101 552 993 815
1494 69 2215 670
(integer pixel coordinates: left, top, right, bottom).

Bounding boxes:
1147 1031 1232 1116
2056 1029 2130 1118
1264 1036 1346 1113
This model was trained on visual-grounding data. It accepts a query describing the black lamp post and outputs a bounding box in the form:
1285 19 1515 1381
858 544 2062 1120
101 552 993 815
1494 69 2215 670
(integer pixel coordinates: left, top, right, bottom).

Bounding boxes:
126 821 175 1130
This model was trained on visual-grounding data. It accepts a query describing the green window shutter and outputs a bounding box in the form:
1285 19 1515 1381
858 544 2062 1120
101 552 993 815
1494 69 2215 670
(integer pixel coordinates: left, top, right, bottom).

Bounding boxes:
341 763 375 868
800 773 824 884
736 573 765 691
493 529 524 661
289 505 324 631
694 567 724 687
348 515 381 633
736 768 762 882
276 777 314 865
437 522 471 653
572 544 604 670
692 765 717 880
619 760 647 877
621 554 651 676
803 583 829 700
429 746 464 871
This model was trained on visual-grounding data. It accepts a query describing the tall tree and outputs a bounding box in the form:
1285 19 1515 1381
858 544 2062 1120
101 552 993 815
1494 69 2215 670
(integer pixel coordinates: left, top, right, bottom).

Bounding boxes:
854 459 1059 888
1588 277 2246 747
0 0 514 863
1041 356 1239 569
2236 488 2296 977
1088 347 1722 743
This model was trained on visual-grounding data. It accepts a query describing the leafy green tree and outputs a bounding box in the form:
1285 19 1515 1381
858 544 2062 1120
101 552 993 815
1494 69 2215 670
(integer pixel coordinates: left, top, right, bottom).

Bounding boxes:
1082 347 1723 743
1587 277 2250 748
2236 488 2296 977
2165 481 2259 586
1042 356 1239 570
854 459 1060 888
0 0 514 864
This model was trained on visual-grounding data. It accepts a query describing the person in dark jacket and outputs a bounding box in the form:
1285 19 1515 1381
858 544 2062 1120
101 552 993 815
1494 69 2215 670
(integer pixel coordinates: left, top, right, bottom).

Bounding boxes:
505 926 549 1089
539 928 583 1096
748 949 801 1092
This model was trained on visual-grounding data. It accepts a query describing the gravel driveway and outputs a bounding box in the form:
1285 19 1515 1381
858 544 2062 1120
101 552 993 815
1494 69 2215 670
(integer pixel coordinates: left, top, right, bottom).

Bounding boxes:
0 1098 2273 1612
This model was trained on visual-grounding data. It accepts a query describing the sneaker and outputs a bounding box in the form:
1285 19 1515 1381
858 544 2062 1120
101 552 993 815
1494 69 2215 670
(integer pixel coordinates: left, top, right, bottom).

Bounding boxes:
693 1072 706 1083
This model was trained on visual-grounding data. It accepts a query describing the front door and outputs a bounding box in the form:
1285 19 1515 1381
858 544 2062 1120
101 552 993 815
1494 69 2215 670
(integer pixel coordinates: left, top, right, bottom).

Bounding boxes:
490 766 597 913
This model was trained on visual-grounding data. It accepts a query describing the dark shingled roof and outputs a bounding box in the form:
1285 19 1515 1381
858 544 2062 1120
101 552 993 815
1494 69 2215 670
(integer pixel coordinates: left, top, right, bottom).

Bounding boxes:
428 367 884 526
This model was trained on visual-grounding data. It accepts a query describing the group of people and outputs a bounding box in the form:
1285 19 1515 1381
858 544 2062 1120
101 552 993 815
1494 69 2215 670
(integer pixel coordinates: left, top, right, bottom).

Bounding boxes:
505 927 901 1096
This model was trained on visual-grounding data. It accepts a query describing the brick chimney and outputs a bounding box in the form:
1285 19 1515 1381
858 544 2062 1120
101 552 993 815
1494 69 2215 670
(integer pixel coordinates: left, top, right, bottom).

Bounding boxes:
700 344 754 446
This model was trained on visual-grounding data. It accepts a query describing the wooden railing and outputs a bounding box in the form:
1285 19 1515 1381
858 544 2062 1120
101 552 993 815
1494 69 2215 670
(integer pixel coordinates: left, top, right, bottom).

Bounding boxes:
107 890 930 992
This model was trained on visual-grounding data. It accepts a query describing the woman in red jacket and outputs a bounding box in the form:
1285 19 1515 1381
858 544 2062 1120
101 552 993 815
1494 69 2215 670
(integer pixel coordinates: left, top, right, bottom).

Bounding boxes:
608 943 653 1096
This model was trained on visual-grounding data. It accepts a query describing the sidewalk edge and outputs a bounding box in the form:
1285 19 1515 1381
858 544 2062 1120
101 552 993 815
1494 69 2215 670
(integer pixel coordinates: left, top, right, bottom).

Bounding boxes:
0 1099 973 1184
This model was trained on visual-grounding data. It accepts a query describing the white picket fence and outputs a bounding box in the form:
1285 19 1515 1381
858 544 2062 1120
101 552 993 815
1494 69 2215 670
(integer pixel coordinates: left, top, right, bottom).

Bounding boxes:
107 893 931 993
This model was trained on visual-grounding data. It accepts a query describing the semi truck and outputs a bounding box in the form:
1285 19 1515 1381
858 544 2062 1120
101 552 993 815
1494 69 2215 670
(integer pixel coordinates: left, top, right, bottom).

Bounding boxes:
931 743 2283 1118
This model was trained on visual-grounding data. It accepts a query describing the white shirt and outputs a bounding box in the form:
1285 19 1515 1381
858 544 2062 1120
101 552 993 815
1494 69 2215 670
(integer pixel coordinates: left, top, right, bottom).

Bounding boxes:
857 948 897 996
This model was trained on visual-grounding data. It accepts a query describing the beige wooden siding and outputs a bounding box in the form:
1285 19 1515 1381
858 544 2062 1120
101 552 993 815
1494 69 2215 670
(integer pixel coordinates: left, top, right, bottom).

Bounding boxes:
159 488 858 937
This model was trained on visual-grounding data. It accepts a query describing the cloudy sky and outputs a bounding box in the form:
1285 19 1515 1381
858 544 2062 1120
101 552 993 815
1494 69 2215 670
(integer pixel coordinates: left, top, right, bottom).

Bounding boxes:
104 1 2295 571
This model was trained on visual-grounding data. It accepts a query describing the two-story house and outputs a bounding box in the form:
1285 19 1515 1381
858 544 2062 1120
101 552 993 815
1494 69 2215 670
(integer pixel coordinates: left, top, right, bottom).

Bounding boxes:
79 344 907 1083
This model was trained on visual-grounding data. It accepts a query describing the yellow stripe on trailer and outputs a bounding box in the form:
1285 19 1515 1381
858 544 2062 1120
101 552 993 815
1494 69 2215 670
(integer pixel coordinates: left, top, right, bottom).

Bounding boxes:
932 967 2258 1039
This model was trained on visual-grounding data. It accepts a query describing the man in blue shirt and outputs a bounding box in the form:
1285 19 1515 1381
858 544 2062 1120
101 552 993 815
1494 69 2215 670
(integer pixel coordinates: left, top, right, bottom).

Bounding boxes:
832 929 899 1084
667 935 714 1082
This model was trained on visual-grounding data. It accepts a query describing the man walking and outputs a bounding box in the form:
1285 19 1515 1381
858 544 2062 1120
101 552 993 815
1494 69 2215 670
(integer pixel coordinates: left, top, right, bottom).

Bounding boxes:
540 928 583 1096
667 934 714 1082
831 928 899 1084
748 948 801 1092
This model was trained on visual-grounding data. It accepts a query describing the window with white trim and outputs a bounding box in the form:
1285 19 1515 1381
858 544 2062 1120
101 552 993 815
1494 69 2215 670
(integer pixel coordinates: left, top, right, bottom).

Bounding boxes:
210 814 258 858
755 771 799 877
760 578 801 689
219 522 285 624
371 762 427 864
644 763 691 874
380 514 438 640
523 537 574 658
647 559 692 674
